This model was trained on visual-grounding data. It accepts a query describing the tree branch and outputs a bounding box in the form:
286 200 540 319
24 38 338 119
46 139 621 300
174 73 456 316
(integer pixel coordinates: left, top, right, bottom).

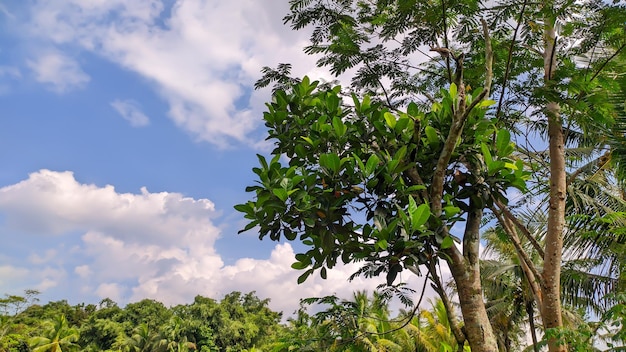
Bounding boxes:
481 18 493 97
491 206 545 307
429 260 467 350
495 0 528 120
494 199 545 257
588 42 626 83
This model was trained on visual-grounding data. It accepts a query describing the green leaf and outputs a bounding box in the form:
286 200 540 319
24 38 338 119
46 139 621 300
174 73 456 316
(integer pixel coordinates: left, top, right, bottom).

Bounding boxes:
272 188 288 202
365 154 380 176
449 83 457 98
441 236 454 249
237 221 259 234
320 153 341 173
332 116 347 137
256 154 268 169
353 153 366 174
351 93 361 112
384 112 397 128
327 94 340 112
291 261 308 270
478 99 496 108
406 185 427 193
504 162 518 170
443 205 461 218
393 145 407 162
408 197 430 231
496 129 512 157
297 269 313 284
407 102 420 117
376 239 388 250
295 253 310 263
233 203 252 214
301 136 314 145
361 95 371 111
488 160 505 175
481 142 493 165
425 126 439 145
320 267 327 279
284 229 297 240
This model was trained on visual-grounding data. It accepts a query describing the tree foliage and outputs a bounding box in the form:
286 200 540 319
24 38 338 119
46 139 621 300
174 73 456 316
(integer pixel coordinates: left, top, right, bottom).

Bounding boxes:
0 291 282 352
239 0 626 351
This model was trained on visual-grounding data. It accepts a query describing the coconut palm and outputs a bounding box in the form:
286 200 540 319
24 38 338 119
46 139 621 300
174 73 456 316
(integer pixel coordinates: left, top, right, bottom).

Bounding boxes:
400 299 462 352
29 315 80 352
117 323 167 352
481 221 544 352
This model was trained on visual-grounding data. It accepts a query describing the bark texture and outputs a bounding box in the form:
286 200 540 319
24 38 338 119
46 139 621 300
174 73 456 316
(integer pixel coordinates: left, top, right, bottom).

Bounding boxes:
445 203 499 352
542 8 567 352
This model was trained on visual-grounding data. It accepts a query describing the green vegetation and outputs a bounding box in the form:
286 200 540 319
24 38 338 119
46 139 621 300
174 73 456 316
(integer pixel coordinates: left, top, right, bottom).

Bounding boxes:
4 1 626 351
237 0 626 351
0 291 281 352
0 290 525 352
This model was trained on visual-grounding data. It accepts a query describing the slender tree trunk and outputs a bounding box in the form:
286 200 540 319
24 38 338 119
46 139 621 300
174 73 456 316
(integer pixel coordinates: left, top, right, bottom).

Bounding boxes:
542 5 567 352
445 203 499 352
526 302 539 352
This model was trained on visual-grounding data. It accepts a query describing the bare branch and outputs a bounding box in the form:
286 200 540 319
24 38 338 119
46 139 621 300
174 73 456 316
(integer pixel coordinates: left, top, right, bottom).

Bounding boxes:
481 18 493 97
495 0 528 120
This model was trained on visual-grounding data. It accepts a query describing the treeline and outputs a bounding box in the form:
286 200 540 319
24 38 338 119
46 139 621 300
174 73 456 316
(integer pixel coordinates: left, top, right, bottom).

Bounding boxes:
3 288 625 352
1 290 282 352
0 289 475 352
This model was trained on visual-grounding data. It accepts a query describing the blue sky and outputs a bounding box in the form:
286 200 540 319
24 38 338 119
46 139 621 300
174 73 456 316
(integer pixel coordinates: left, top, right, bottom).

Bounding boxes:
0 0 434 315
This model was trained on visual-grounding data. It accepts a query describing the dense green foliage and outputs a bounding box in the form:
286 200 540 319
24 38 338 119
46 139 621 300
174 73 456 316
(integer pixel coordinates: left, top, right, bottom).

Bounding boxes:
238 0 626 351
0 291 282 352
0 290 495 352
6 288 626 351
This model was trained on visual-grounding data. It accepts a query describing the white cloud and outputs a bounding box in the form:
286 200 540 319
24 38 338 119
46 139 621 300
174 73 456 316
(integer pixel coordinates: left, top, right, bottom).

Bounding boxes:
96 283 125 302
22 0 318 147
111 99 150 127
0 170 433 315
0 266 30 287
28 249 58 265
27 51 90 93
74 265 92 278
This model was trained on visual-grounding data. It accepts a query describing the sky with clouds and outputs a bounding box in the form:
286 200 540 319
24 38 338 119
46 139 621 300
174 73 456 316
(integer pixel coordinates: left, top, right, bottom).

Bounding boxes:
0 0 435 316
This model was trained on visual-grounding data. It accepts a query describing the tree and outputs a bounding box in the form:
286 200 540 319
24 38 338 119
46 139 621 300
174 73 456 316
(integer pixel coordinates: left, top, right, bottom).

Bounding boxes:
403 299 463 352
238 72 521 352
0 290 39 352
29 315 80 352
275 291 411 351
237 1 626 352
116 323 167 352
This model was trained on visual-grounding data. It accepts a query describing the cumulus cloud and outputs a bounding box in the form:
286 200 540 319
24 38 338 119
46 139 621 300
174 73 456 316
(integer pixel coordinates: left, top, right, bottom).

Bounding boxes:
26 51 90 93
0 170 431 315
21 0 317 147
111 99 150 127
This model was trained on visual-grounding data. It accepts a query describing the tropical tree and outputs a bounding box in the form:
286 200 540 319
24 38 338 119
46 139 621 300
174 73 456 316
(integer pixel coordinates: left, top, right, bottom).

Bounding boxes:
236 1 626 352
29 315 80 352
280 291 411 351
0 291 39 352
402 299 462 352
480 225 540 352
115 323 167 352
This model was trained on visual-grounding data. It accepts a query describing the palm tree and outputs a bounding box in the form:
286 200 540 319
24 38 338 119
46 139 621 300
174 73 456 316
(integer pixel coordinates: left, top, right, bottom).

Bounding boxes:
29 315 80 352
401 299 461 352
117 323 167 352
480 222 543 352
285 291 411 351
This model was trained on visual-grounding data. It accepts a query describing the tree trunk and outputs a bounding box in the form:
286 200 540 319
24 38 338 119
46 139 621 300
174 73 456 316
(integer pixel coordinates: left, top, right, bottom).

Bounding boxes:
526 301 539 352
445 203 499 352
542 4 567 351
